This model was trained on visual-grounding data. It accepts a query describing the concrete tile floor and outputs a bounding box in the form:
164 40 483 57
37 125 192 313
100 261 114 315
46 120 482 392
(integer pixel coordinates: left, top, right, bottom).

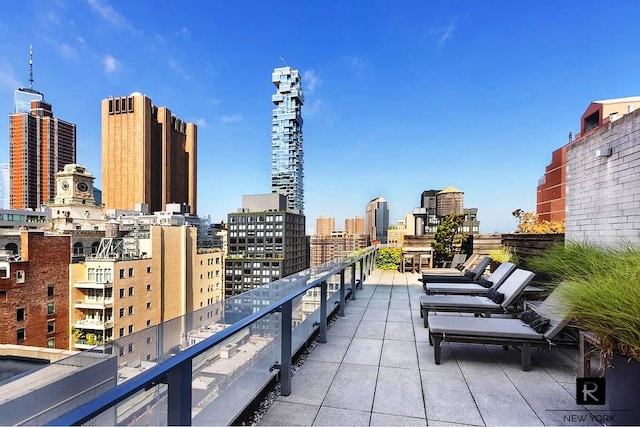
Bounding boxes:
258 270 603 426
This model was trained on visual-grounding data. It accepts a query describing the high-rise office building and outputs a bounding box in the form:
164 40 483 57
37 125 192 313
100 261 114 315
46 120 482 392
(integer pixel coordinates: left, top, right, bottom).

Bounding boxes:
8 47 76 209
224 193 308 297
365 196 390 244
0 164 10 209
345 216 364 235
271 67 304 213
316 216 335 237
101 92 197 214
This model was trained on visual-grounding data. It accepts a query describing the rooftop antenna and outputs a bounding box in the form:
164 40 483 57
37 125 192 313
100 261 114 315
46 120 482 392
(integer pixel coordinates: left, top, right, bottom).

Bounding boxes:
279 56 288 67
568 128 573 143
29 44 34 90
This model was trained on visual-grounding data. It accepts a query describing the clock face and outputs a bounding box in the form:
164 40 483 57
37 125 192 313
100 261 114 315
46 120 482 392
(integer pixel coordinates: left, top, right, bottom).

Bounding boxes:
61 180 70 192
77 181 89 193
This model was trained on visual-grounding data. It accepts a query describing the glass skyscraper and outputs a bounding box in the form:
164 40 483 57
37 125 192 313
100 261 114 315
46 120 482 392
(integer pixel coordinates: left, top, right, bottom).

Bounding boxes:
271 66 304 214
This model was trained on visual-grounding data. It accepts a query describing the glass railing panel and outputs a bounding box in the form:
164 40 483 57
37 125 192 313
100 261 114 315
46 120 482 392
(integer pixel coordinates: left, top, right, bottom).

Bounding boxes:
191 312 279 426
116 384 167 426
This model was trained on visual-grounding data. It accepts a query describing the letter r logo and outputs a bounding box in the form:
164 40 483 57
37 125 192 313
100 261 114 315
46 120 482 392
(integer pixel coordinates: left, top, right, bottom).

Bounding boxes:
576 378 606 405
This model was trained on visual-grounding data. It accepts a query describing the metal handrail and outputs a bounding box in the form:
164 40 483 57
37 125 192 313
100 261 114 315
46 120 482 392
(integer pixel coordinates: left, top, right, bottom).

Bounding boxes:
48 247 378 426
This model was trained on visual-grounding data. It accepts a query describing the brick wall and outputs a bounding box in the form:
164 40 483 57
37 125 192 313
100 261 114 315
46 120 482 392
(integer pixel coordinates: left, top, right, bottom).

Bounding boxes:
565 108 640 246
0 232 70 349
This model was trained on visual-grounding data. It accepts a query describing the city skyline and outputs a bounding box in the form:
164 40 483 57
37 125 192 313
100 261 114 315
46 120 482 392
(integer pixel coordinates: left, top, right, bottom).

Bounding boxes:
1 1 640 231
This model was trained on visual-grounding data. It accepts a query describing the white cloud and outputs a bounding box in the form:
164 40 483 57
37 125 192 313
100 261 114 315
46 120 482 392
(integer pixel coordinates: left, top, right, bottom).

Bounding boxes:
103 55 119 73
86 0 140 35
344 55 366 76
58 42 77 58
76 36 86 45
305 99 323 116
47 11 61 25
219 114 243 124
431 18 458 48
0 59 21 90
209 97 222 106
169 59 189 80
302 70 320 94
44 37 78 59
176 27 191 40
194 118 206 127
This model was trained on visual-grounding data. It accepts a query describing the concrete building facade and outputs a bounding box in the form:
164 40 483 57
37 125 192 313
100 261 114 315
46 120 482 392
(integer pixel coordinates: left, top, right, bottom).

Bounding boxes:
101 93 197 214
538 97 640 225
225 194 308 297
309 234 368 268
315 216 335 237
9 96 76 210
565 101 640 246
0 231 71 349
271 67 304 213
345 216 364 235
365 196 389 244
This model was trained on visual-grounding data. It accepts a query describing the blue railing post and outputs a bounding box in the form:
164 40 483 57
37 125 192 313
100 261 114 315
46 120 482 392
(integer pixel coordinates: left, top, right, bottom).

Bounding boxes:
359 259 364 289
280 299 292 396
319 280 327 344
166 360 192 426
350 263 357 300
339 269 345 317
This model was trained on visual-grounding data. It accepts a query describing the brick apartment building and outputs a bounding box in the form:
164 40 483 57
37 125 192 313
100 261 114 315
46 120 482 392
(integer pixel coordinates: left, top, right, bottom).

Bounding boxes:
0 231 70 349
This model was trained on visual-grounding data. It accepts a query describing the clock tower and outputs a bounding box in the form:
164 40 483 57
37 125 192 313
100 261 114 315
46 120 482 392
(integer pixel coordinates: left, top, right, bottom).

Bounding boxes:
54 164 96 205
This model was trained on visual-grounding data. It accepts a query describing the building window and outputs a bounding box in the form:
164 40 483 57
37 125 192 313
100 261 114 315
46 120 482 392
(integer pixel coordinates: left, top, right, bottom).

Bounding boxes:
73 242 84 255
47 339 54 348
146 319 151 327
119 347 124 356
17 328 25 342
146 336 152 344
128 325 134 334
47 302 54 315
119 269 125 279
17 307 25 322
146 302 151 309
128 343 134 352
147 266 152 274
146 284 151 291
128 306 134 315
119 328 124 337
119 288 125 298
48 320 55 333
128 287 134 296
119 308 125 318
16 270 25 283
128 268 134 277
47 285 54 298
88 268 96 281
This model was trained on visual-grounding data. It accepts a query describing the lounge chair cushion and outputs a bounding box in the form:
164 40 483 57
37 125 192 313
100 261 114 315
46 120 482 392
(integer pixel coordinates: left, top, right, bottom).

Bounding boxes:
477 278 493 288
520 309 551 334
428 315 545 340
419 295 498 310
487 288 504 304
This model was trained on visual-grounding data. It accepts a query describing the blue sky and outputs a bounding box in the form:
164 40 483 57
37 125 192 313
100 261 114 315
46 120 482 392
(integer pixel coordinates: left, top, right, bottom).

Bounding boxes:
1 1 640 233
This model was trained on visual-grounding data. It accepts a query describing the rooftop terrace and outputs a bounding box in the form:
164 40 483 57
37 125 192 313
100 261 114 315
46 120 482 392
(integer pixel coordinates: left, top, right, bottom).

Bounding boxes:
258 269 597 427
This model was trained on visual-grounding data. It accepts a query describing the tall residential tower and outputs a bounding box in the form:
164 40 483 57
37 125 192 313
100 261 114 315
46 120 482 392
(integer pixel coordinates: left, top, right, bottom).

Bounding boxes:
101 92 197 214
271 66 304 213
365 196 390 244
9 46 76 209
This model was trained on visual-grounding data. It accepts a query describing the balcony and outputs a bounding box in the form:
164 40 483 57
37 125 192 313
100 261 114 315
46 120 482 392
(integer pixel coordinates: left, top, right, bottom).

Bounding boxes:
28 248 586 426
74 281 113 290
74 297 114 309
74 318 114 330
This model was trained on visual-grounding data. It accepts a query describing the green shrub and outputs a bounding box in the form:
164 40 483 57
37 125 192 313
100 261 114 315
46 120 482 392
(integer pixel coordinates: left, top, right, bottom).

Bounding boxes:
529 240 640 367
488 246 519 264
375 247 402 270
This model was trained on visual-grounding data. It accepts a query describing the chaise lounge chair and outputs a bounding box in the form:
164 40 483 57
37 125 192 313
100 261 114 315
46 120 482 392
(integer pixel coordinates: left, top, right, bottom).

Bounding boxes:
420 256 493 288
424 254 479 276
424 262 517 295
419 268 535 327
427 287 575 370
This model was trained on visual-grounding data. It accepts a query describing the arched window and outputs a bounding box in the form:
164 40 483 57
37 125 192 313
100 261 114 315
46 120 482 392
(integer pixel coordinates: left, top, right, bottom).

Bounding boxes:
73 242 84 255
5 243 18 255
91 241 100 254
